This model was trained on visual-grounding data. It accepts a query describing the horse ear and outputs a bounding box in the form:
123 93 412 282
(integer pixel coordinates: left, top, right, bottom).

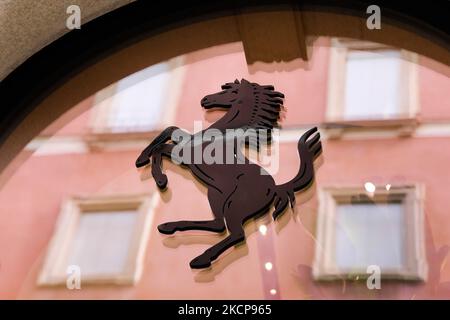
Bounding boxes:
240 78 249 84
234 79 239 84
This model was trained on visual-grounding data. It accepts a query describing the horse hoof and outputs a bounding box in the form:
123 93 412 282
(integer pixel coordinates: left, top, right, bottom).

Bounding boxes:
135 157 150 168
190 255 212 269
156 174 168 189
158 222 177 235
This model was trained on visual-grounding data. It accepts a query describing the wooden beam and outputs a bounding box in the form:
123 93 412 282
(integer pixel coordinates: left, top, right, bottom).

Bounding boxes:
236 6 311 64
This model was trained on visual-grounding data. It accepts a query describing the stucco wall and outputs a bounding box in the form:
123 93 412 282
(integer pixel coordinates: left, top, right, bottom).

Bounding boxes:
0 0 134 81
0 41 449 299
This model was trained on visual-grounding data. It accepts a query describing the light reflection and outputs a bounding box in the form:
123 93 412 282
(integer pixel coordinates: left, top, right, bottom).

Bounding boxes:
265 262 273 271
270 289 277 295
364 182 376 193
386 184 391 191
259 225 268 235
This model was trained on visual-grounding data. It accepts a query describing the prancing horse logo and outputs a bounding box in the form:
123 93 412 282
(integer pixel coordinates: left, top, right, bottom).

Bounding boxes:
136 79 322 269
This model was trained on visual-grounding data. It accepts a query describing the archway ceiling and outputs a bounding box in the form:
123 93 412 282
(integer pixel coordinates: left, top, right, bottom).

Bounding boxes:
0 0 134 81
1 1 448 83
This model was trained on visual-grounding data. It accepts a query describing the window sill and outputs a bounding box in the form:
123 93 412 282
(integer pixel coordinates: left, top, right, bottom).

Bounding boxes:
312 270 426 282
37 274 138 287
323 117 419 139
84 130 161 151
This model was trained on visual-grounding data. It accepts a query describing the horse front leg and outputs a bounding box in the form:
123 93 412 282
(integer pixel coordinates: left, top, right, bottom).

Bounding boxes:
135 126 179 168
150 143 178 189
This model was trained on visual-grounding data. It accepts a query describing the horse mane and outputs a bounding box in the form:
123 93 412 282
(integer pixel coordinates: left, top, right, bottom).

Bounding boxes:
248 81 285 131
227 79 285 147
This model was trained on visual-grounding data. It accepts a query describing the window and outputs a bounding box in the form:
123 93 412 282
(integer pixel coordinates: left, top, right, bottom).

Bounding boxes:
90 57 185 134
38 194 158 285
313 185 427 281
344 49 402 119
326 38 419 123
335 202 404 270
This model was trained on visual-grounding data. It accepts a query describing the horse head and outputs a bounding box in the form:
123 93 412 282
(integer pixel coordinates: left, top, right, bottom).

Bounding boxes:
200 79 243 109
201 78 285 147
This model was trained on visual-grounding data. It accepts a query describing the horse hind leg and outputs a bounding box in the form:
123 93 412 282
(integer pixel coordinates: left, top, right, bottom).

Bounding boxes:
158 188 227 235
188 175 276 268
158 219 225 235
189 221 245 269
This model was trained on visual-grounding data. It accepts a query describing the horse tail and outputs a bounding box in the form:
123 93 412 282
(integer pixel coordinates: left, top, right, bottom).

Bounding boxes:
272 127 322 220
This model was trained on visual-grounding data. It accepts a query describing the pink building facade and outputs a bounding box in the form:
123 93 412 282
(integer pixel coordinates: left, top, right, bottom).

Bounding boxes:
0 37 449 299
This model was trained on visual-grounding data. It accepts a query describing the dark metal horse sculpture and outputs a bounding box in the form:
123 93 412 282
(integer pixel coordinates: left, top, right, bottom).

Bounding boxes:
135 79 322 269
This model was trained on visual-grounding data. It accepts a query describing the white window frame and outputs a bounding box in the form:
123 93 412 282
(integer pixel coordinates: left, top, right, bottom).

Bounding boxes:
38 193 158 286
313 184 427 281
325 38 419 135
89 57 185 137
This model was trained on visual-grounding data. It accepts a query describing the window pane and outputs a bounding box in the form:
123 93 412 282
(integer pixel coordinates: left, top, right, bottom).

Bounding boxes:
344 50 402 119
66 211 138 277
335 203 405 269
108 62 171 132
